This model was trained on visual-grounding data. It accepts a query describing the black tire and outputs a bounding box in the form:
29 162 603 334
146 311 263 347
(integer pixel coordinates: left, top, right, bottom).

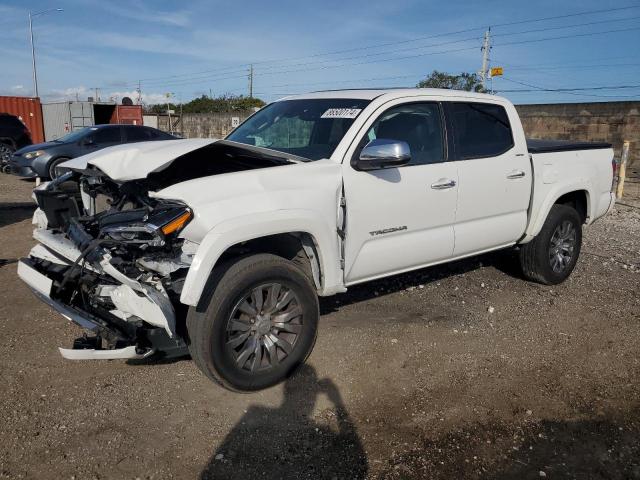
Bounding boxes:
47 157 70 179
519 204 583 285
186 253 319 392
0 143 14 164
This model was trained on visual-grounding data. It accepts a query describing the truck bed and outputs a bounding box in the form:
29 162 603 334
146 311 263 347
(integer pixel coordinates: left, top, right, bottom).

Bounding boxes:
527 138 612 154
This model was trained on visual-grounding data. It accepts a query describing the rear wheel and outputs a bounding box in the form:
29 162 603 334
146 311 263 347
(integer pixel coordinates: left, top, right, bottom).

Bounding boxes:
519 204 582 285
47 157 70 179
187 253 319 391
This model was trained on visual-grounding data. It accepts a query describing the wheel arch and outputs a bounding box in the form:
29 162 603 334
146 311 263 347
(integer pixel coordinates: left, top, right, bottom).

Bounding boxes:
522 185 593 242
44 155 71 178
0 137 17 150
180 210 344 308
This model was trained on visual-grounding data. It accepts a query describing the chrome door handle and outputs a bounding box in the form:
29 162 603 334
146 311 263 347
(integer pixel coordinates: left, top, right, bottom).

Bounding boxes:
431 179 456 190
507 170 526 179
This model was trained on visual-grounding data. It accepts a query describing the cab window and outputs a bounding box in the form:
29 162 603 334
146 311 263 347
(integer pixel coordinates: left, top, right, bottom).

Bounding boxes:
359 103 444 166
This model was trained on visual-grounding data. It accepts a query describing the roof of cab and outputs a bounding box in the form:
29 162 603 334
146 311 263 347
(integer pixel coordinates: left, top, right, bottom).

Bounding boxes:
278 88 507 103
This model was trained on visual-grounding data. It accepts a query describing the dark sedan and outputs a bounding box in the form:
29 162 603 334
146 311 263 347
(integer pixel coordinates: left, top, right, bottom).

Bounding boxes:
10 124 177 179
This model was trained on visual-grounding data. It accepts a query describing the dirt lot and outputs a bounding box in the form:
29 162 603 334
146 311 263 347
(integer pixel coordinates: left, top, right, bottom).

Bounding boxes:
0 171 639 479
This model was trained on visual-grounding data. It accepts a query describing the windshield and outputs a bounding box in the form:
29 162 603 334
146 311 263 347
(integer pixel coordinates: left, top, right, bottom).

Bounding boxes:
55 127 91 143
226 98 370 160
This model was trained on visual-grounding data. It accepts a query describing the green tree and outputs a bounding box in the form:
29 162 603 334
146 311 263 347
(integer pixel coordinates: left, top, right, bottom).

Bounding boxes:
145 94 266 114
417 70 486 92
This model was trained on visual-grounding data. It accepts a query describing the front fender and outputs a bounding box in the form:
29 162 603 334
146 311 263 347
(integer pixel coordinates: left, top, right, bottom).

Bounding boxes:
179 209 344 307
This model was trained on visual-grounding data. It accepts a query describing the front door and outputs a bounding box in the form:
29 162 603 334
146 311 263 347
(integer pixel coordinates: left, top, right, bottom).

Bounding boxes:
342 100 458 284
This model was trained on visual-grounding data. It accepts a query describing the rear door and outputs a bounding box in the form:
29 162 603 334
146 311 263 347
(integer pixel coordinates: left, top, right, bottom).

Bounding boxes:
342 100 458 284
444 101 531 256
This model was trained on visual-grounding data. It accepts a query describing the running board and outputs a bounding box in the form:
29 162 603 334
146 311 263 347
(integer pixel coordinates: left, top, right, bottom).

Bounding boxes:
58 346 154 360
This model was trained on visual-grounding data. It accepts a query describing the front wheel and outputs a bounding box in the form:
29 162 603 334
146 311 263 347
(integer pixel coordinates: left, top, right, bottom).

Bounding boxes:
519 204 583 285
47 157 70 179
187 254 319 391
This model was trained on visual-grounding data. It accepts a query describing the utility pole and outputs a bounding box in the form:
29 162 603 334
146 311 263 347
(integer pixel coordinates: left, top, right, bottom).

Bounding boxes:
28 8 63 98
94 87 100 102
136 81 142 105
248 64 254 98
479 28 492 91
29 12 37 98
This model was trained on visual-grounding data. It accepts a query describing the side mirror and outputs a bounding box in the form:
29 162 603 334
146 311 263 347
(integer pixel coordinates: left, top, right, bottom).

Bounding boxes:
356 138 411 171
83 138 96 146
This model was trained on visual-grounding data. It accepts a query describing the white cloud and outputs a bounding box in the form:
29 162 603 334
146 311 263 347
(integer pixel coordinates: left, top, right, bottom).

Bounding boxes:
11 85 25 91
82 0 191 27
108 90 168 105
40 86 168 105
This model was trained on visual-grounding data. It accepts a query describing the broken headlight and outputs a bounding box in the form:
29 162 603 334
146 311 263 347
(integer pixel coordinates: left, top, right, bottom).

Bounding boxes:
101 206 192 247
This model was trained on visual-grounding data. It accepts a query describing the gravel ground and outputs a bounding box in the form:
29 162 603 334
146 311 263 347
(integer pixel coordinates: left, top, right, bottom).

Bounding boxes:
0 172 638 479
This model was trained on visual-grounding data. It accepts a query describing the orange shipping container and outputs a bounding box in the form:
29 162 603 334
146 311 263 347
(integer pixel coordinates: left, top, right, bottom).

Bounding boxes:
0 96 45 144
110 105 143 126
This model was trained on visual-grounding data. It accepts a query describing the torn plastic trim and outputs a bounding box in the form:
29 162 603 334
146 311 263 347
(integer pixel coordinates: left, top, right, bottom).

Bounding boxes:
99 254 176 337
59 345 154 360
96 284 173 333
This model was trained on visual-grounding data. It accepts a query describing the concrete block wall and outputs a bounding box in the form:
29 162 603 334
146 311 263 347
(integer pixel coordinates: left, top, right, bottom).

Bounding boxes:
149 102 639 170
515 101 639 168
153 111 255 139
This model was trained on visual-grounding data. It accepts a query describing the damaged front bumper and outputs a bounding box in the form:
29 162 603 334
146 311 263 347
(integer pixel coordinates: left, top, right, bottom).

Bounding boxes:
19 229 188 360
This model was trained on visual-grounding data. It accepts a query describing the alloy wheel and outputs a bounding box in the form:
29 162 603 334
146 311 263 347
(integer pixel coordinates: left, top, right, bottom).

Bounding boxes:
225 283 303 372
548 220 576 273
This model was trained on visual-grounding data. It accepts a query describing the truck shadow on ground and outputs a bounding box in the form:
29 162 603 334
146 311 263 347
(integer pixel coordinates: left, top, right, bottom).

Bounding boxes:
200 364 368 480
0 202 35 229
379 410 640 479
320 249 523 315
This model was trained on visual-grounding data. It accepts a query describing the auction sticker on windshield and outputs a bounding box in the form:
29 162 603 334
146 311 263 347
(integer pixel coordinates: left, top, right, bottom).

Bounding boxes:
321 108 362 119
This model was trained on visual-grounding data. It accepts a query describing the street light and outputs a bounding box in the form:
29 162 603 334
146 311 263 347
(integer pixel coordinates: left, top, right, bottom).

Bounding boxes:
29 8 63 98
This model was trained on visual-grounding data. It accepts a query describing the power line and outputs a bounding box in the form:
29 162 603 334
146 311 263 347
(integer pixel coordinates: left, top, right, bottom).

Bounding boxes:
496 77 640 98
135 25 640 91
111 4 640 88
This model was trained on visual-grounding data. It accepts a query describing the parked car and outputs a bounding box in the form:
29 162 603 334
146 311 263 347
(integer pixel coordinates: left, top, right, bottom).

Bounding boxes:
9 124 177 179
0 113 32 173
17 89 615 391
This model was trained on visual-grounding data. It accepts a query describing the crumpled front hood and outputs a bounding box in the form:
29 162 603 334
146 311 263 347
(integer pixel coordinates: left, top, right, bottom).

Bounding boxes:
60 138 217 181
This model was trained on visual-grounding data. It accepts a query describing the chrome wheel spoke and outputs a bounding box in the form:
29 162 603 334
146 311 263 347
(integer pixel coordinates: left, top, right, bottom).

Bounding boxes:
227 331 250 348
238 300 257 316
251 287 264 313
273 322 302 334
265 283 281 313
273 290 294 312
236 337 257 368
274 335 293 354
228 319 250 332
272 306 302 324
249 340 262 372
263 334 279 366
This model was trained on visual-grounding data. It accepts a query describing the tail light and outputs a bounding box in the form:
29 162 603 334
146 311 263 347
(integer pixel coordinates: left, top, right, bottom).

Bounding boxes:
611 158 617 191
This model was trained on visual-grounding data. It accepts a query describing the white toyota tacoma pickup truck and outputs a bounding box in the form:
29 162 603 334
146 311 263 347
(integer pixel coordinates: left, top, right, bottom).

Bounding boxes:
17 89 615 391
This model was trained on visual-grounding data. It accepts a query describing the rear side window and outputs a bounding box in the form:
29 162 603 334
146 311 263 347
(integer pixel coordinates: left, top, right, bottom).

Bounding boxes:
91 127 121 144
126 126 154 142
445 102 513 159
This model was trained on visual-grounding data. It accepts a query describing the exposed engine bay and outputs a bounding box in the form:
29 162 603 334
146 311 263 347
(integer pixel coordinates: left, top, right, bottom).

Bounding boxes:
24 169 195 358
20 140 298 359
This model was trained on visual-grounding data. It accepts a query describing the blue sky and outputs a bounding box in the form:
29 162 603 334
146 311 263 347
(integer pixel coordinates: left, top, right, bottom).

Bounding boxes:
0 0 638 105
